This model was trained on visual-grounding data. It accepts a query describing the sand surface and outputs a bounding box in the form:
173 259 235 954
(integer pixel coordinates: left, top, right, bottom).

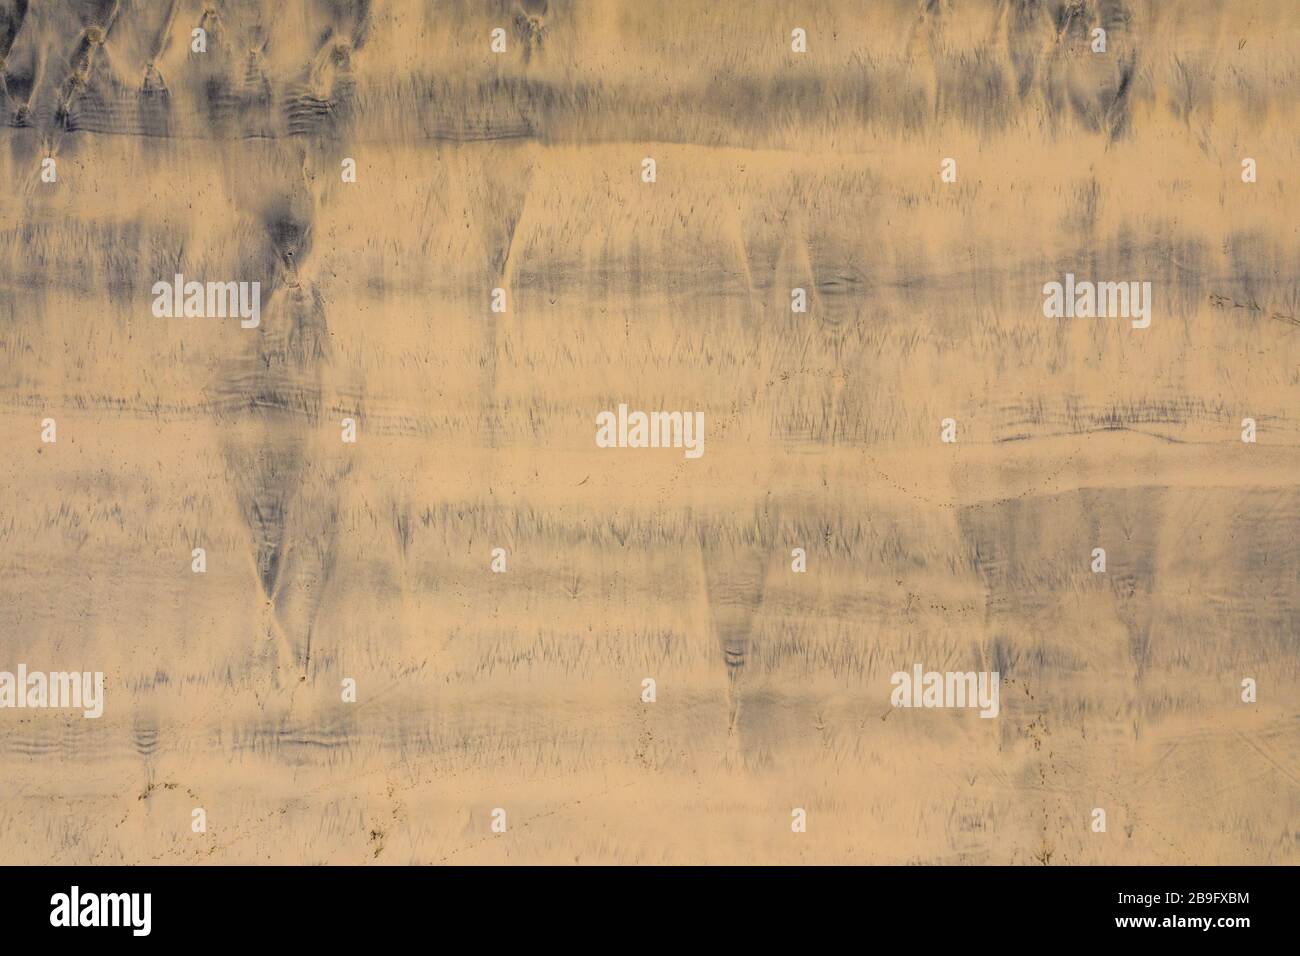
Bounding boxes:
0 0 1296 864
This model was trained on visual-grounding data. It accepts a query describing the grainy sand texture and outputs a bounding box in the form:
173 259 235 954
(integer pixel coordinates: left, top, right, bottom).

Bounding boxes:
0 0 1296 865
